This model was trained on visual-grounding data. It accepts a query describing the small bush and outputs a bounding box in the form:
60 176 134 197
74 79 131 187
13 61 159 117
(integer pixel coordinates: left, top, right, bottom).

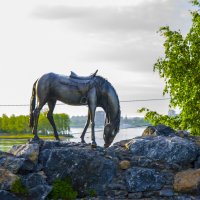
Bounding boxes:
88 189 97 197
49 178 78 200
11 178 28 196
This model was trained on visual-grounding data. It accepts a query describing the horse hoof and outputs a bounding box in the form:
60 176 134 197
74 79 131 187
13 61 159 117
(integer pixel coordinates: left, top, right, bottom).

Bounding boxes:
29 136 40 143
91 142 97 148
33 136 40 140
81 140 86 144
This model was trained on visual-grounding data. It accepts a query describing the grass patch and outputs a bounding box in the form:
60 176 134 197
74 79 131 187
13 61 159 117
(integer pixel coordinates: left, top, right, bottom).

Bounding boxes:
88 189 97 197
11 178 28 196
48 178 78 200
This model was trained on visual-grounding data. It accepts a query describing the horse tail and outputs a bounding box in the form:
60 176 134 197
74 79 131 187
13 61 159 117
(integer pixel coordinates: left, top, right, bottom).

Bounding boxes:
29 80 38 128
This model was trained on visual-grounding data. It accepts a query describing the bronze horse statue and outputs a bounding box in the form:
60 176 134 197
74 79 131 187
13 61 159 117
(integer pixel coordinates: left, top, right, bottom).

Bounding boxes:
29 70 120 147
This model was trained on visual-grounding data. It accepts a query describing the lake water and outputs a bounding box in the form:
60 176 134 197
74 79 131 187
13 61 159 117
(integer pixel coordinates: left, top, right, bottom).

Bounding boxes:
0 127 145 152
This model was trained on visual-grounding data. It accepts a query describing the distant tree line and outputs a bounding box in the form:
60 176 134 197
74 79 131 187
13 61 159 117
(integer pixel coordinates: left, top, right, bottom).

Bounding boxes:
121 116 149 127
0 111 70 134
70 114 148 128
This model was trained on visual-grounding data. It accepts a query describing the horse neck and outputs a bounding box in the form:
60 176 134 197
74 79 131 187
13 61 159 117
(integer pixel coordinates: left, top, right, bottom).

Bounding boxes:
103 85 120 130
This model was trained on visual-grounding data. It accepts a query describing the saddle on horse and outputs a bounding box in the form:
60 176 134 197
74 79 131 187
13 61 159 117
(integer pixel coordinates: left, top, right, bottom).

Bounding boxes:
70 70 98 80
59 70 98 104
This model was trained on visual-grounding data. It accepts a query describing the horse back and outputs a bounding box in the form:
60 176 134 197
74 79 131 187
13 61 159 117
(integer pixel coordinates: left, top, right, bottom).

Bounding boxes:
36 73 96 105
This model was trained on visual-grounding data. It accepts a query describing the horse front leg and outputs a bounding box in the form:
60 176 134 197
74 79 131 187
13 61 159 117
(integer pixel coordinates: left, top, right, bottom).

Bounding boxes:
88 88 97 148
47 100 60 140
89 104 96 148
80 110 90 143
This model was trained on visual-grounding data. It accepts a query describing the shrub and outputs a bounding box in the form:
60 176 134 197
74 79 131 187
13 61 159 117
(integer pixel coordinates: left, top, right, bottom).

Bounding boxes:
48 178 78 200
88 189 97 197
11 178 28 196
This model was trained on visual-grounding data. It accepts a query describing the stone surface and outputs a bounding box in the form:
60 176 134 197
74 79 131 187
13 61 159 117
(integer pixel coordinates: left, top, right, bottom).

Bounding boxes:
119 160 131 170
1 131 200 199
128 136 198 169
28 185 52 200
177 130 190 138
40 141 116 196
0 155 35 174
0 167 18 190
9 143 40 164
142 126 157 136
128 192 143 199
0 190 19 200
159 186 174 197
174 169 200 193
125 167 165 192
21 172 51 200
142 124 176 137
21 172 48 189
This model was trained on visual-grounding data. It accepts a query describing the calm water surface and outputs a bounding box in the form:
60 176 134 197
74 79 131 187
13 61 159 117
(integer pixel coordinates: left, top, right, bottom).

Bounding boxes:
0 127 144 152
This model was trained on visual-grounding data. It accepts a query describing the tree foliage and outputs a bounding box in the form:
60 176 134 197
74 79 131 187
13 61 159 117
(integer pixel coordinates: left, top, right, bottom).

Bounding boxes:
140 1 200 135
0 112 70 134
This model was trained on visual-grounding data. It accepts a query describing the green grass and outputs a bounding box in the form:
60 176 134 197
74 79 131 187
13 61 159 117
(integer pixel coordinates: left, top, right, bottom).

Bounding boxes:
0 133 71 139
11 178 29 196
48 178 78 200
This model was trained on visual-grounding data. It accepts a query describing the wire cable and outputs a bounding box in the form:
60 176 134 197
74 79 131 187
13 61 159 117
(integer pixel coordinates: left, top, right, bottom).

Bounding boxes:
0 98 170 107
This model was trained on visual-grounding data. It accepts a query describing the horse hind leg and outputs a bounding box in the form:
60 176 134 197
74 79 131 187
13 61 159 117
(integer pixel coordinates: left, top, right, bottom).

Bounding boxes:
32 102 45 140
47 100 60 140
80 110 90 143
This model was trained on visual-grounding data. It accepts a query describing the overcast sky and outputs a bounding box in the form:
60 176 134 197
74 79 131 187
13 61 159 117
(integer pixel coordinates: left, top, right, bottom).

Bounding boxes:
0 0 193 117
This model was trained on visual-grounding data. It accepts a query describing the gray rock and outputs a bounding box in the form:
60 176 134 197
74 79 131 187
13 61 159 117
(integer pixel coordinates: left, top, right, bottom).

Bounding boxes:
159 186 174 197
21 172 48 189
40 141 116 196
142 124 176 137
21 172 51 200
128 192 143 199
125 167 165 192
194 156 200 169
0 190 19 200
177 130 190 137
0 167 19 190
128 136 198 168
9 143 40 164
28 184 52 200
0 156 35 174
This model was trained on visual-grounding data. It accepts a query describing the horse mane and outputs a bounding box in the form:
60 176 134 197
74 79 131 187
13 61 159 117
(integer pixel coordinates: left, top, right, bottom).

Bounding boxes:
94 76 121 134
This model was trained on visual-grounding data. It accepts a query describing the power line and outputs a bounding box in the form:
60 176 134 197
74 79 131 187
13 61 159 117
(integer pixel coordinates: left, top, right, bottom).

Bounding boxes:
0 98 170 107
120 98 170 102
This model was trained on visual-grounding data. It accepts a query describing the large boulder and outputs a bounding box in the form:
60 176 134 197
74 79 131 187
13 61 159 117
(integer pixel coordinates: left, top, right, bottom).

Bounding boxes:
9 143 40 164
0 155 35 174
142 124 176 137
174 169 200 193
39 141 116 196
21 172 51 200
125 167 165 192
0 167 19 190
0 190 19 200
128 136 199 169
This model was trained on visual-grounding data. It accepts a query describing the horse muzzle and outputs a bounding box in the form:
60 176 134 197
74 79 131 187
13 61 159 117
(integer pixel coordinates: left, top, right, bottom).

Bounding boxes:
104 143 111 148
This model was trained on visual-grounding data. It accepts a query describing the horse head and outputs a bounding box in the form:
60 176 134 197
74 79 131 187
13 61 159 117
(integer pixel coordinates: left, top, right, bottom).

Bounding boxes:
103 124 117 148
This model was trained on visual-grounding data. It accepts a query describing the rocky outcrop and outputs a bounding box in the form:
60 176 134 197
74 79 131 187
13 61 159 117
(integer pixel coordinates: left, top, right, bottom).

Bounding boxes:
0 168 18 190
128 135 198 170
174 169 200 193
142 124 176 137
0 124 200 199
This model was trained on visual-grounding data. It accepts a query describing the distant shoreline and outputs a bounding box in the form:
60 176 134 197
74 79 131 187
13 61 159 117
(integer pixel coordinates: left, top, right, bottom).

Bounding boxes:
0 133 73 139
